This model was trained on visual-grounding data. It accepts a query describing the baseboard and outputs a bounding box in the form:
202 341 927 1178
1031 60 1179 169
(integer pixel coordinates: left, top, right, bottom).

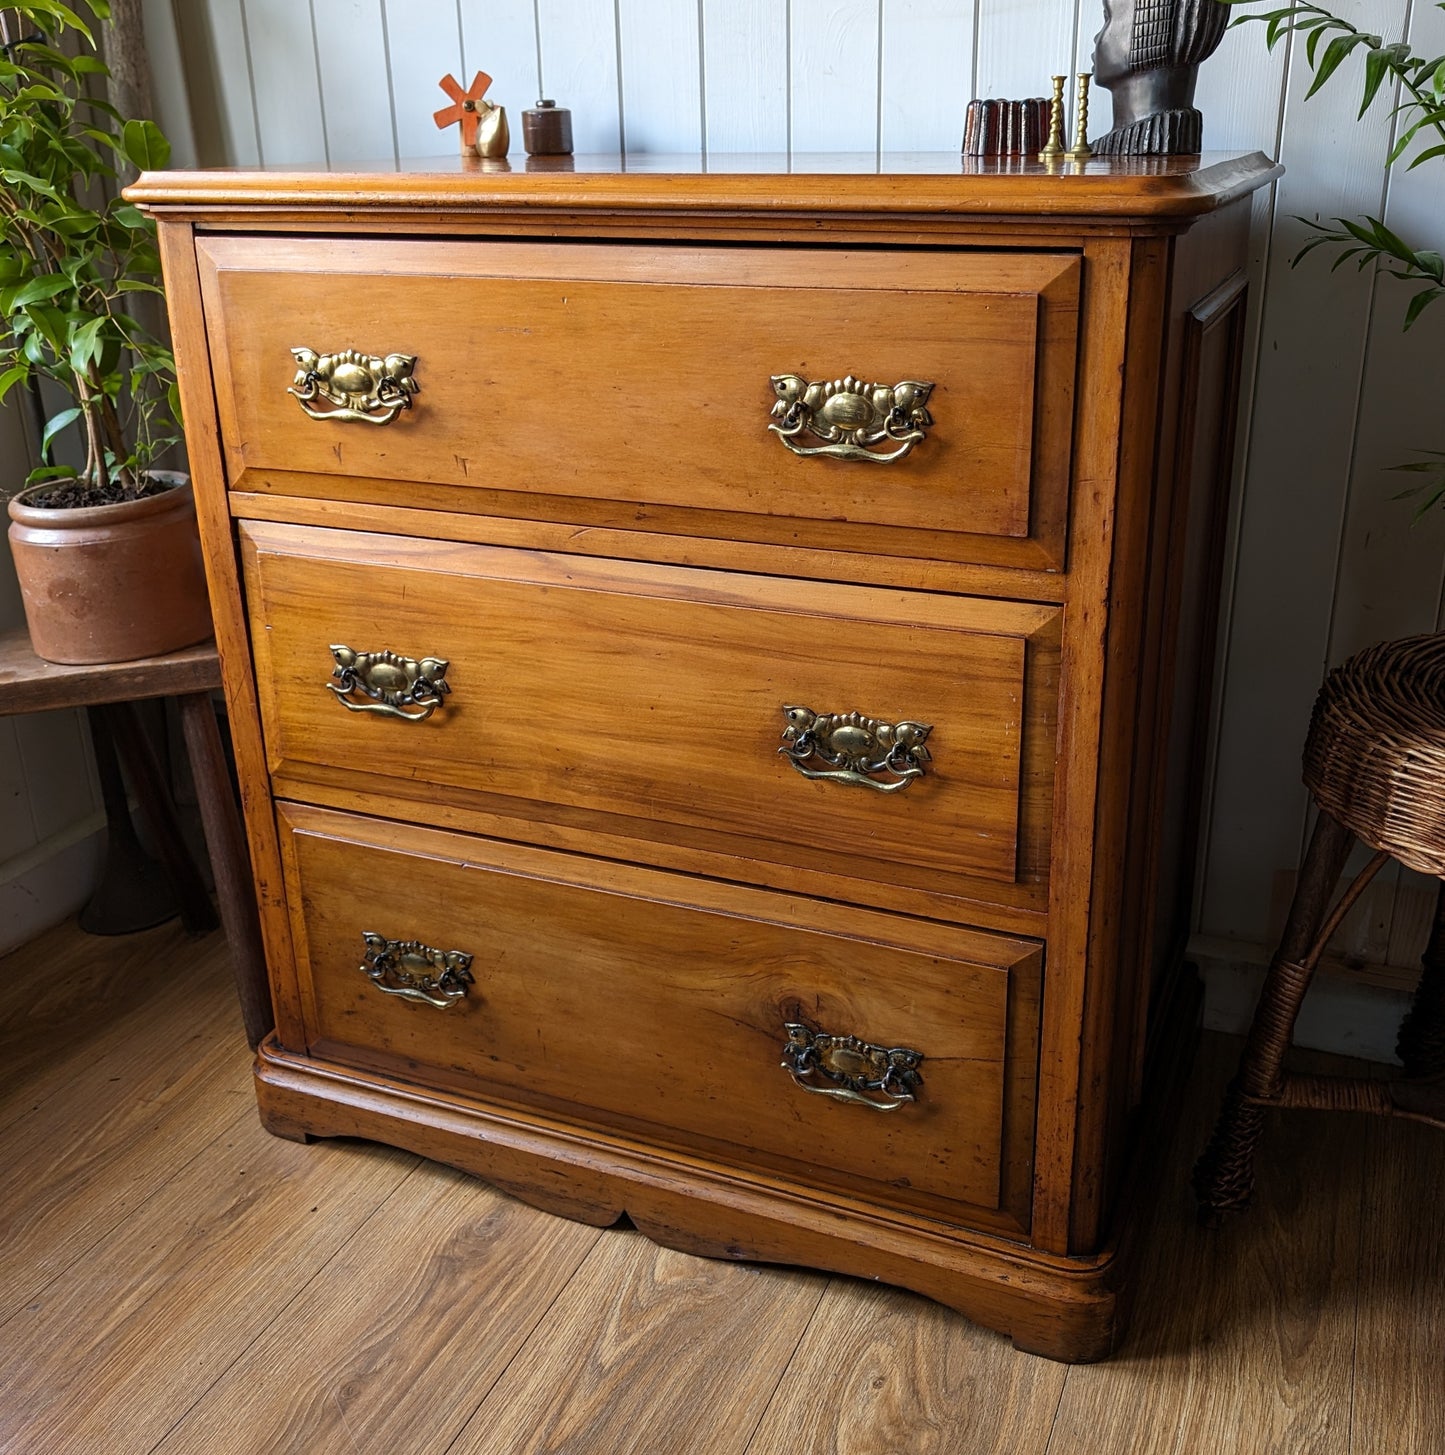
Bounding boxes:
1191 934 1412 1064
0 816 105 955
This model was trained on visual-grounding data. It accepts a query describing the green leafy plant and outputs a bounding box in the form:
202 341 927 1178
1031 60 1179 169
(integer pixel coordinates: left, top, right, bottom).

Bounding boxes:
1230 1 1445 509
0 0 179 503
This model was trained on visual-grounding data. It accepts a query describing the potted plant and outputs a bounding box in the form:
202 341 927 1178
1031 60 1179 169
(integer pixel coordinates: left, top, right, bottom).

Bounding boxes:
1 0 210 664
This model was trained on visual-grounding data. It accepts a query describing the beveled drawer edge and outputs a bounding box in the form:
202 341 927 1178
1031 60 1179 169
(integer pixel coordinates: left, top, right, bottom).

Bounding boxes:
275 798 1044 974
270 773 1051 936
228 487 1070 595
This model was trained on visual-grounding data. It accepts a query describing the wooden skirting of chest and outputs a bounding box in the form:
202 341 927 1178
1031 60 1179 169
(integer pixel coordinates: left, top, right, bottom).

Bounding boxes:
135 151 1280 1362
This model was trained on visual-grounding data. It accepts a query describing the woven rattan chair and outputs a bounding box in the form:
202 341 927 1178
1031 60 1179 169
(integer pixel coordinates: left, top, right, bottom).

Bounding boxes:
1194 631 1445 1222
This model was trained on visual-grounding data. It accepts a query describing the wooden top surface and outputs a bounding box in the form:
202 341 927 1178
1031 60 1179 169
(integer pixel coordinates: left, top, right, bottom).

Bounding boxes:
0 628 219 714
129 150 1280 223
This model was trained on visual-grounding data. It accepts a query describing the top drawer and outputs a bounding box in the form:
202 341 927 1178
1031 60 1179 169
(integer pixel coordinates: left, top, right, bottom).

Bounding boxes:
197 238 1079 570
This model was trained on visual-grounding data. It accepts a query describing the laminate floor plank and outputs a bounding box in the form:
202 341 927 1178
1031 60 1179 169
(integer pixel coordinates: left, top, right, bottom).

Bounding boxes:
1046 1037 1364 1455
0 1108 418 1454
0 1013 250 1321
1349 1117 1445 1455
745 1277 1069 1455
6 918 1442 1455
0 919 243 1135
155 1166 603 1455
448 1227 827 1455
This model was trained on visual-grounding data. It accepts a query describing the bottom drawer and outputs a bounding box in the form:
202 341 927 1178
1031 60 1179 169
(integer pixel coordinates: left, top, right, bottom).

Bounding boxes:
275 802 1042 1232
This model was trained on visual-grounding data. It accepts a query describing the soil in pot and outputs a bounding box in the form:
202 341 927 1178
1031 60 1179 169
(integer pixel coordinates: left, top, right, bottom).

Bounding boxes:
7 471 214 665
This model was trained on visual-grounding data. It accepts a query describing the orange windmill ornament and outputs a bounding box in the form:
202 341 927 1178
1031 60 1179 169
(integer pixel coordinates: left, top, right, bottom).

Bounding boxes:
434 71 509 158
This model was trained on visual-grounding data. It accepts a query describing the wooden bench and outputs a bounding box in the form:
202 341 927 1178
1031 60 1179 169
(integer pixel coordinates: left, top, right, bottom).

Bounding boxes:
0 628 270 1047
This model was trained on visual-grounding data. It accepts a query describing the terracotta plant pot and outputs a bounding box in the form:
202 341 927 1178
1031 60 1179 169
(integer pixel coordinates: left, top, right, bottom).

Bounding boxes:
6 471 213 664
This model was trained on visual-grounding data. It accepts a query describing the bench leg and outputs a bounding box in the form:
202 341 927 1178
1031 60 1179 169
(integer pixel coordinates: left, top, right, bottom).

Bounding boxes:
100 700 218 936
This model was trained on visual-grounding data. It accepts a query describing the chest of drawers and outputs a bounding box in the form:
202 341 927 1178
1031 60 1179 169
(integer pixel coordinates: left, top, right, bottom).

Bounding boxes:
136 152 1279 1362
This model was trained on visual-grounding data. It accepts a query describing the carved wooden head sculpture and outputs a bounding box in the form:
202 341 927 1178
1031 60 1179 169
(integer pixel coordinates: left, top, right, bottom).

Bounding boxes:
1092 0 1228 155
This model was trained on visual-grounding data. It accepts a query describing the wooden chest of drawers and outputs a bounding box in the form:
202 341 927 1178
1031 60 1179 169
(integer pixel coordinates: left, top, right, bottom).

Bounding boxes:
136 152 1279 1362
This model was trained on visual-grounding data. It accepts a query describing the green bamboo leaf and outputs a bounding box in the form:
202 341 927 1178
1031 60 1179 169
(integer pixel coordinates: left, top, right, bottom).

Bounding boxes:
1407 142 1445 168
119 118 170 172
1360 48 1393 115
1307 33 1365 98
1404 286 1444 329
40 405 81 458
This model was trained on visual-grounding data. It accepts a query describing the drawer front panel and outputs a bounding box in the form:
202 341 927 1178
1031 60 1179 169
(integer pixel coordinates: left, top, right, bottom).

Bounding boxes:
242 521 1061 892
277 802 1041 1227
199 238 1078 568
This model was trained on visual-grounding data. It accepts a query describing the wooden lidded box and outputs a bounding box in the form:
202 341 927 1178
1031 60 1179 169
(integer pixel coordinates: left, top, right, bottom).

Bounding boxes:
133 151 1280 1362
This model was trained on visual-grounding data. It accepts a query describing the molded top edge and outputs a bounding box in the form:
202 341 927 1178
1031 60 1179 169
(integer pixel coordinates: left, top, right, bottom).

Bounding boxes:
128 150 1280 220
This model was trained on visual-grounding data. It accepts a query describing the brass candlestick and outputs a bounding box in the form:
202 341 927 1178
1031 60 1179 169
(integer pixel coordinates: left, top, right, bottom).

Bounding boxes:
1039 74 1067 160
1064 73 1093 161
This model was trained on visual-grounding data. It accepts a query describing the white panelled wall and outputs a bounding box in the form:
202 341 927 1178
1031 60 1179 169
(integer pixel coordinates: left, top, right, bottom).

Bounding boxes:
6 1 1442 1048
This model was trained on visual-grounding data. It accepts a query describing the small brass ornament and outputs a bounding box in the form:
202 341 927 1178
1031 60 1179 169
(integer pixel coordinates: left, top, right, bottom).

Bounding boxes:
1039 74 1067 160
434 70 509 159
1064 73 1094 161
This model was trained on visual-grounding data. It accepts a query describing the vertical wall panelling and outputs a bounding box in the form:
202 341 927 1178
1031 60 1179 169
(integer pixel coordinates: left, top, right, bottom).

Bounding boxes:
1311 1 1445 967
1326 0 1445 667
140 0 198 166
534 0 621 154
12 715 96 843
880 0 975 152
700 0 788 153
790 0 881 154
975 0 1077 104
618 0 702 153
1200 0 1411 945
381 0 464 158
314 0 396 165
458 1 540 121
1181 17 1290 930
0 719 34 865
239 0 325 165
185 0 261 166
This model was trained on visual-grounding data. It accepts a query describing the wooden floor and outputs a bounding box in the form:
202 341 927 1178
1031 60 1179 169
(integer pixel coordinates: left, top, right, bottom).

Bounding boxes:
1 920 1442 1455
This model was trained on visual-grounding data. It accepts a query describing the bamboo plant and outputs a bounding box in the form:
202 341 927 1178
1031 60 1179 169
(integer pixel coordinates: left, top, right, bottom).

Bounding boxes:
0 0 178 505
1231 2 1445 507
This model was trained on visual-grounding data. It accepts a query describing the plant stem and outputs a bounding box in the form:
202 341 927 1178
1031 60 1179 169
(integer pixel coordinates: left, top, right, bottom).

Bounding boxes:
74 375 109 493
97 391 136 493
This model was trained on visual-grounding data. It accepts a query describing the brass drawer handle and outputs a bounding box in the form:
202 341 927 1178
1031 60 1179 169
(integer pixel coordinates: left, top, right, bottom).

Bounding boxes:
288 347 419 425
781 1022 924 1112
327 646 450 722
779 706 931 793
769 374 934 464
361 932 473 1009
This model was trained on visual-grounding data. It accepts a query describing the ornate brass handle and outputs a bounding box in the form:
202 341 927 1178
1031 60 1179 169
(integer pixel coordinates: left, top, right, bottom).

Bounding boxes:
781 1022 924 1112
288 347 419 425
327 645 450 722
779 706 931 793
769 374 934 464
361 932 474 1009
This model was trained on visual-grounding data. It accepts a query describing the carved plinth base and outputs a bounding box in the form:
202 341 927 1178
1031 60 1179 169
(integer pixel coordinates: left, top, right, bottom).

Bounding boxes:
253 1036 1124 1362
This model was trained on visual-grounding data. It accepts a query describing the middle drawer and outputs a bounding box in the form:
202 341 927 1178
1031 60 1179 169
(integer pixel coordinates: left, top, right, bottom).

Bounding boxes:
241 520 1060 901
